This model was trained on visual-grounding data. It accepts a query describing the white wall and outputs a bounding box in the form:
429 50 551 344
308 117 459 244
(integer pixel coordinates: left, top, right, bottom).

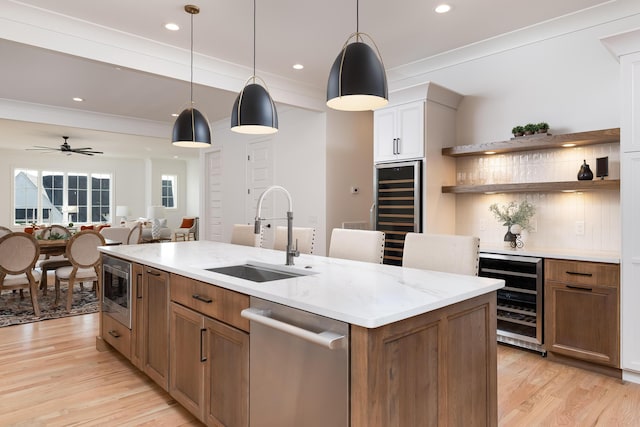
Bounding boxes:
399 13 636 251
325 109 374 249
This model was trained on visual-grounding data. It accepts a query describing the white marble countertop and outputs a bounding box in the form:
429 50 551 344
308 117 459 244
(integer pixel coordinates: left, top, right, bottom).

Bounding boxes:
480 244 620 264
100 241 504 328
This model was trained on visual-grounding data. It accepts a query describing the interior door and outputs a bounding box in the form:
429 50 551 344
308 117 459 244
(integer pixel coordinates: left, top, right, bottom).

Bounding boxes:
246 139 274 248
204 149 223 241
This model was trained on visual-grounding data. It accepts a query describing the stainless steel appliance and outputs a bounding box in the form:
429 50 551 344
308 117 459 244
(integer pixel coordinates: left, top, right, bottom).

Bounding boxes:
241 297 349 427
374 160 422 265
102 254 132 328
479 252 544 353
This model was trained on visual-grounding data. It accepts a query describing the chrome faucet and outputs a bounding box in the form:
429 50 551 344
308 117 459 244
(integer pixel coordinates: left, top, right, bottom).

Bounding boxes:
254 185 299 265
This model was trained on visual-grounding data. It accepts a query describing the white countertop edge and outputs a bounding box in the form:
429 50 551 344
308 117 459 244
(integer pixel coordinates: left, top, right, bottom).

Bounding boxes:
100 242 504 328
480 245 620 264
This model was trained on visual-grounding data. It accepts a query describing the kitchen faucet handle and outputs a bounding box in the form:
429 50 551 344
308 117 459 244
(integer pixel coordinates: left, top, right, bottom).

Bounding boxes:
293 238 300 257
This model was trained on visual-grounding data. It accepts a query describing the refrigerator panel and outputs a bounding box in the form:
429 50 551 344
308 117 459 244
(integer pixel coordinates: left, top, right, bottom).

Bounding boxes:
374 161 422 266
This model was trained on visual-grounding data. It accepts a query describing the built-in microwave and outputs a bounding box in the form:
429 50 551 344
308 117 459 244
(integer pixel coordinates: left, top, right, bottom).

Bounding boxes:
102 254 132 329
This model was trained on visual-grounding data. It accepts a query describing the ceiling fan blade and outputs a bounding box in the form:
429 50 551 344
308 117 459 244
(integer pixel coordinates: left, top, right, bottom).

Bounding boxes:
72 149 103 155
26 146 57 150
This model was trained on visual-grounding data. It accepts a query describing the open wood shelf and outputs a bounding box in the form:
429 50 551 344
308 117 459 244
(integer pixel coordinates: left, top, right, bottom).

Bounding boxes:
442 179 620 194
442 128 620 157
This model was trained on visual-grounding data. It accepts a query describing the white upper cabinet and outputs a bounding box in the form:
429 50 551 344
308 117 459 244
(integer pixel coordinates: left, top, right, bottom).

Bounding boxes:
374 100 424 163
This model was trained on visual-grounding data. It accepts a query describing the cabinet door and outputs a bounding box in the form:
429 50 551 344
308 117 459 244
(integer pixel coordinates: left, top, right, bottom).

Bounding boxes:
204 317 249 427
622 152 640 372
373 107 397 162
170 303 205 421
130 263 144 370
545 281 619 367
143 267 170 391
396 101 424 160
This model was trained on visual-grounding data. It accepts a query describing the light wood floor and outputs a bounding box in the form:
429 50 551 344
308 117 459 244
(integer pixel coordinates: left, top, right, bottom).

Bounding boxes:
1 314 640 426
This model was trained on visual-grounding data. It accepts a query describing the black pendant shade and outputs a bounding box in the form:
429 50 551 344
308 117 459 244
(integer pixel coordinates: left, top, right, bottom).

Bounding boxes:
171 4 211 147
327 40 388 111
231 82 278 134
172 107 211 147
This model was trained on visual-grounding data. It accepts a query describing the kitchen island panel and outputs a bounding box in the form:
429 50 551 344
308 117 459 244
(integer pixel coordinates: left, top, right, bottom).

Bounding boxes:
351 292 497 427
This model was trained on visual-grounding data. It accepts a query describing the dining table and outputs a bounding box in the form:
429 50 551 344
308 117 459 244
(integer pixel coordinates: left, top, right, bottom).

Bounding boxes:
37 238 121 293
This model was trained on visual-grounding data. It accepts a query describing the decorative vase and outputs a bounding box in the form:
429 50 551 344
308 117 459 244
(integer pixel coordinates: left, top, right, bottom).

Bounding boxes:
504 229 517 247
151 218 161 239
577 160 594 181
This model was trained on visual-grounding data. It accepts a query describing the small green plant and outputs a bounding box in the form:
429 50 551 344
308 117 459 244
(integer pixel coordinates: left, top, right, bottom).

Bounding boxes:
512 125 524 136
48 232 65 240
489 200 536 231
68 222 74 227
537 122 549 132
523 123 538 134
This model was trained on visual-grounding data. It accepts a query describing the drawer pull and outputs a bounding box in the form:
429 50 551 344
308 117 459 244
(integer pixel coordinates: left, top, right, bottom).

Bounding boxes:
200 328 207 362
566 271 593 277
146 270 161 276
108 330 121 338
192 294 213 303
567 285 593 292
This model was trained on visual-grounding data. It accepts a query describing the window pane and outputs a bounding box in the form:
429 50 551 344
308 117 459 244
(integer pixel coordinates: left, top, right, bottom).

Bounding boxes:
14 169 39 224
161 175 176 209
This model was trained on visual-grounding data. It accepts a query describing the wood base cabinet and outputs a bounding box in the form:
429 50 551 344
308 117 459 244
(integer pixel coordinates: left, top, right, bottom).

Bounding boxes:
544 259 620 368
142 266 170 390
169 275 249 427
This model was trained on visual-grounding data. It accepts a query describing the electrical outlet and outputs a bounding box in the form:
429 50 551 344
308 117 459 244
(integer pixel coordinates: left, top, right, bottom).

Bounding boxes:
575 220 585 235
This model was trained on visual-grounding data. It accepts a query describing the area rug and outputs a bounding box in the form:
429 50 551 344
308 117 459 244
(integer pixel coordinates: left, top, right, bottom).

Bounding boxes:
0 286 98 327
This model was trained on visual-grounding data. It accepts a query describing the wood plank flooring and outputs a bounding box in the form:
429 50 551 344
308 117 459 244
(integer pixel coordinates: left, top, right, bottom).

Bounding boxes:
1 313 640 426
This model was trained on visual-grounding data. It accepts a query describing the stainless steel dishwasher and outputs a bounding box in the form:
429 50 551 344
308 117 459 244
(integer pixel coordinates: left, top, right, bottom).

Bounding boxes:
241 297 349 427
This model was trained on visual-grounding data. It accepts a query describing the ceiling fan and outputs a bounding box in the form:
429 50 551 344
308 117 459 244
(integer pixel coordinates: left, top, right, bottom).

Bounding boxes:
28 136 104 156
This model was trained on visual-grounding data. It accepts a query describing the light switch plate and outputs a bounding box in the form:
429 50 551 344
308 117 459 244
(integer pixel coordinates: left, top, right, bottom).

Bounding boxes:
575 220 585 235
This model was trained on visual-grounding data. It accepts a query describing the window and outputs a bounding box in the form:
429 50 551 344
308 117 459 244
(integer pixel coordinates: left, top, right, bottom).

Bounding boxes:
162 175 177 208
13 169 112 225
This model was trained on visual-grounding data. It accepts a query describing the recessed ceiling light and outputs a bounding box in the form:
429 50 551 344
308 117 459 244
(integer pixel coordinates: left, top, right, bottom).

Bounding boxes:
562 143 576 148
293 64 304 70
165 23 180 31
435 4 451 14
72 97 84 102
484 151 496 155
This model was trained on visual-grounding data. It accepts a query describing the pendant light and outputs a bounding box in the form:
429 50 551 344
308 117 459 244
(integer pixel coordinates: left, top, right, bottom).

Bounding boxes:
172 4 211 147
326 0 388 111
230 0 278 134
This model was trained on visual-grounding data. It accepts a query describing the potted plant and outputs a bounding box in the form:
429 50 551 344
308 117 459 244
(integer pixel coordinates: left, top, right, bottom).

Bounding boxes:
537 122 549 134
489 200 536 247
511 125 524 137
523 123 538 135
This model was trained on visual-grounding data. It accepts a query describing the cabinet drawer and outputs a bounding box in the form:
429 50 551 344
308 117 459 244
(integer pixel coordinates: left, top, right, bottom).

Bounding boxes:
170 274 250 332
102 312 131 359
544 259 619 287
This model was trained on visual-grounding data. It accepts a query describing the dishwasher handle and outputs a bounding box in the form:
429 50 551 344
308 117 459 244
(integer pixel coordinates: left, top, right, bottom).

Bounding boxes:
241 307 346 350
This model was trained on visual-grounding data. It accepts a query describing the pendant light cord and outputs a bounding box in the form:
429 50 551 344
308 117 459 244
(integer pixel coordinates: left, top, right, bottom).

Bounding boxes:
356 0 360 41
190 10 194 106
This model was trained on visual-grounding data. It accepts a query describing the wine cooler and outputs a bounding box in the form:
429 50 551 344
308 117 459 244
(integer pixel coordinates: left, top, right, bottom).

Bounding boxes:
479 252 545 354
374 161 422 266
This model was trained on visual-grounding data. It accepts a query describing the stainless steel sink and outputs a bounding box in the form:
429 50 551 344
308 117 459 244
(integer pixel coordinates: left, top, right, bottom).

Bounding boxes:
206 263 310 283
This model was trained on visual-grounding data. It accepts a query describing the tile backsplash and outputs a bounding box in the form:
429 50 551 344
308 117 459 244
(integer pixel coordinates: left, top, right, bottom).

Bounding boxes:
453 143 620 252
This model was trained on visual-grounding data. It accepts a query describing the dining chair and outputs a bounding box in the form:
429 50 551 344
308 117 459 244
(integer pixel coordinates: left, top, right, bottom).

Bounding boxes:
402 232 480 276
328 228 385 264
38 225 72 240
54 230 105 312
230 224 263 247
273 226 316 254
0 226 12 237
0 232 42 316
126 222 142 245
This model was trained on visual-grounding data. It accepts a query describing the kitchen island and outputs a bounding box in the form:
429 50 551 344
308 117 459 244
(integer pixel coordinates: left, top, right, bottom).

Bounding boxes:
98 241 504 427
